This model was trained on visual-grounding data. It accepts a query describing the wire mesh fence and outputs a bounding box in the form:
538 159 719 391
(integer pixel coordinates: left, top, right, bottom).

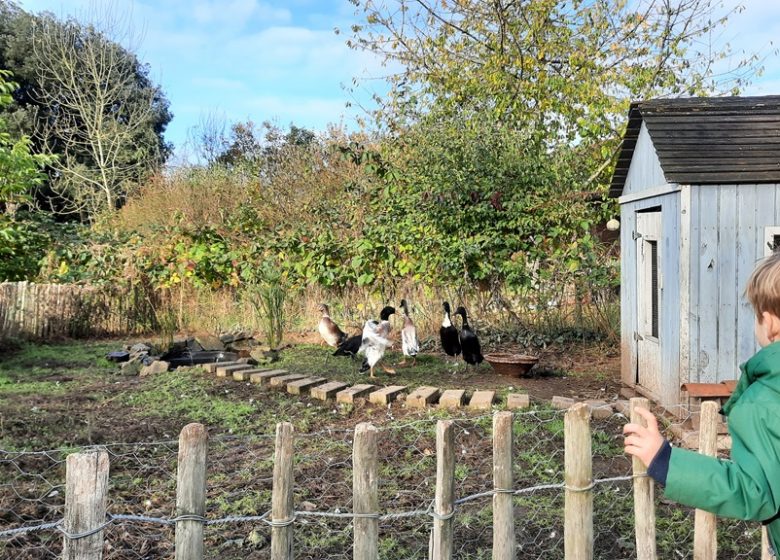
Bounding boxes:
0 406 768 559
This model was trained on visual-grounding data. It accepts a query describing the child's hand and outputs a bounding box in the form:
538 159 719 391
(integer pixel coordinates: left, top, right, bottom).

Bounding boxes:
623 407 665 468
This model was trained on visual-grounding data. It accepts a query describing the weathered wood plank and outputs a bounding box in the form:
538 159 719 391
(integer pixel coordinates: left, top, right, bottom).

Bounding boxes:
368 385 407 405
249 369 289 384
270 374 307 387
215 364 252 378
406 386 440 408
311 381 349 401
287 377 328 395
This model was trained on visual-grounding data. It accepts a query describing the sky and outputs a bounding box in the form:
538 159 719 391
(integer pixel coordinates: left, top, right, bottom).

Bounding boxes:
13 0 780 164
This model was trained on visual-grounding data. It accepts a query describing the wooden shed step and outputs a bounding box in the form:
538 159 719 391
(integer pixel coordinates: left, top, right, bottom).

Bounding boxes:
287 377 328 395
336 384 376 404
216 363 253 378
369 385 407 405
681 382 733 398
407 386 440 408
311 381 349 401
249 369 288 384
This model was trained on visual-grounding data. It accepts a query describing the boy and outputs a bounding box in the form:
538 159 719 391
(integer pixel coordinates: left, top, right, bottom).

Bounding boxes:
624 251 780 555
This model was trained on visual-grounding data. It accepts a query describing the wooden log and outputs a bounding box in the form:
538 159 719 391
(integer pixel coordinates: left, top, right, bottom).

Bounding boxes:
693 401 719 559
176 423 208 560
493 411 515 560
431 420 455 560
565 402 593 560
630 397 657 559
271 422 294 560
63 450 109 560
353 422 378 560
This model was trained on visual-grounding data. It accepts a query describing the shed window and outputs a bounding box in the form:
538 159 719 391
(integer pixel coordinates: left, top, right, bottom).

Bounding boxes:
649 240 659 338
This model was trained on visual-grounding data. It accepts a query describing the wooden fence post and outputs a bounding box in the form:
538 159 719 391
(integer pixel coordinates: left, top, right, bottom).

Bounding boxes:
431 420 455 560
176 423 208 560
762 527 772 560
565 402 593 560
63 450 109 560
630 397 657 559
693 401 719 559
493 411 515 560
271 422 294 560
353 422 378 560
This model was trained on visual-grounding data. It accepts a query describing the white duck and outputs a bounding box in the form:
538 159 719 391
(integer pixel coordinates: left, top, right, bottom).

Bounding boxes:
358 305 396 378
399 299 419 366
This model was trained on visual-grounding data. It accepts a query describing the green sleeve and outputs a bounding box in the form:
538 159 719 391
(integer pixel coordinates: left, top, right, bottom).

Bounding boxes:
664 408 780 521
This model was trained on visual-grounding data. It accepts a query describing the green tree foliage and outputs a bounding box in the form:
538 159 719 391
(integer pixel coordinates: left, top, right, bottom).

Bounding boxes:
0 69 54 281
0 0 172 220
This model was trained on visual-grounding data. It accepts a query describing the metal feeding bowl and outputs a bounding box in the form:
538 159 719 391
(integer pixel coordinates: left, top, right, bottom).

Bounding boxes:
484 353 539 377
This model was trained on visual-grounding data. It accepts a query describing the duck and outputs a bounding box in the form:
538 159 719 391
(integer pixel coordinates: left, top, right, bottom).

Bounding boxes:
318 304 347 348
333 334 362 358
455 306 483 366
399 299 419 366
358 305 396 377
440 301 461 360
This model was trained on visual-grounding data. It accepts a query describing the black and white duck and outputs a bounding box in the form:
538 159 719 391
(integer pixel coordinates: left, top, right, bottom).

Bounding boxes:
455 306 483 366
440 301 461 361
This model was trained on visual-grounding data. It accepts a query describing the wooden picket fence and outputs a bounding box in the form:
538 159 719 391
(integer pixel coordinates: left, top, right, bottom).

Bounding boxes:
0 281 162 339
57 400 771 560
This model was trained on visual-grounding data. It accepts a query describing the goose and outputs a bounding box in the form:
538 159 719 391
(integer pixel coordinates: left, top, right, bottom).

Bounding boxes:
358 306 396 378
440 301 461 361
399 299 419 366
318 304 347 348
455 306 483 366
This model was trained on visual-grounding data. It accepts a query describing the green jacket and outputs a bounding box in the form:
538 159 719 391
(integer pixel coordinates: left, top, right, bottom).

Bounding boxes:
665 341 780 551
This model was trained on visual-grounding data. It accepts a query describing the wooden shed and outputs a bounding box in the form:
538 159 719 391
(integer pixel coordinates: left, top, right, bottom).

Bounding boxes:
610 95 780 410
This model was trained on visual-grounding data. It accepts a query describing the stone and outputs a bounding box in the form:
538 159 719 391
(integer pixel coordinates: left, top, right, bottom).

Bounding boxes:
612 400 631 416
585 400 613 419
249 369 288 384
140 360 170 377
121 360 142 376
129 343 152 355
506 393 530 410
311 381 349 401
406 386 440 408
439 390 466 409
551 396 576 410
195 334 225 352
368 385 407 405
287 377 328 395
336 384 376 404
468 391 495 411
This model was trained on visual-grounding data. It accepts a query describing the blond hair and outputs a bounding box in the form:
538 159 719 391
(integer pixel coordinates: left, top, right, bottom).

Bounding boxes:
745 251 780 319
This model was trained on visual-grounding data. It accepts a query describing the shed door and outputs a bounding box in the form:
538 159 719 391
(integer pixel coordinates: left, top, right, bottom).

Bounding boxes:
636 211 663 399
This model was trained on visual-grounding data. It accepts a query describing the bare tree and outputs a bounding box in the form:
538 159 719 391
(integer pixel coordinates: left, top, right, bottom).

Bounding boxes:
29 4 169 219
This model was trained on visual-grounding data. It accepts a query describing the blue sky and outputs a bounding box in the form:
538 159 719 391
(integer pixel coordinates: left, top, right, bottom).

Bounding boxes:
14 0 780 164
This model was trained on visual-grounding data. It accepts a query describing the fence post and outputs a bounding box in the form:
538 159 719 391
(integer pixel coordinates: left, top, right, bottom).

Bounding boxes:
762 527 772 560
62 449 109 560
693 401 719 559
175 423 208 560
493 411 515 560
431 420 455 560
630 397 657 559
565 402 593 560
271 422 294 560
353 422 378 560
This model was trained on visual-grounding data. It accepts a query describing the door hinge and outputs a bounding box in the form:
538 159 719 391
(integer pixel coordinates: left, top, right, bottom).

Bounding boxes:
632 231 642 240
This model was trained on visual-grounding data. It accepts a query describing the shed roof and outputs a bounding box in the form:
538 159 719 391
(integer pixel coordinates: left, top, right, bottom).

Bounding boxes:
609 95 780 198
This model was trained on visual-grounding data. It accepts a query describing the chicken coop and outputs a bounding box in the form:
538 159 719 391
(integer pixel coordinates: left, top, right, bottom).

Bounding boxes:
610 95 780 410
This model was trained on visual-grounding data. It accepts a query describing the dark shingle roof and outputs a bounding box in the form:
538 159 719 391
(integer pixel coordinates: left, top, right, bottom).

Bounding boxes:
609 96 780 198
